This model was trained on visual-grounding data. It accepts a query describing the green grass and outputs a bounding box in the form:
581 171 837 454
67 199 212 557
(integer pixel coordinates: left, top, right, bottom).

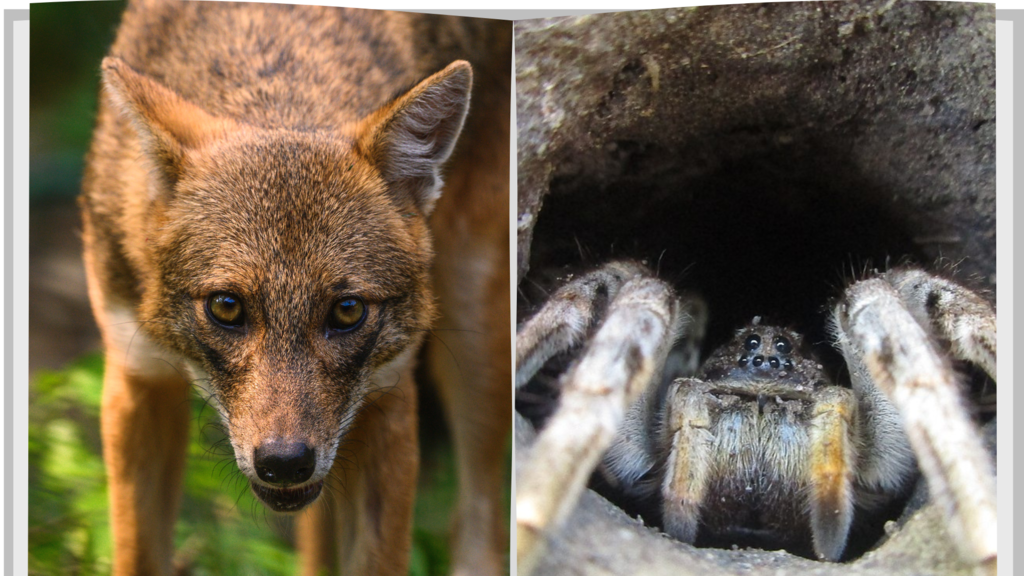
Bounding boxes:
28 354 463 576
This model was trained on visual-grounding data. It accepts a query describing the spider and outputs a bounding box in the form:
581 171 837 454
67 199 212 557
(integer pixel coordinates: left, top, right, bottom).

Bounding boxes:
515 259 996 575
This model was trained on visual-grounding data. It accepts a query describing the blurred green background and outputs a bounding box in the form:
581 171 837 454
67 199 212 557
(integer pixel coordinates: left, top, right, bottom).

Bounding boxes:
29 2 504 574
29 1 122 372
31 1 125 203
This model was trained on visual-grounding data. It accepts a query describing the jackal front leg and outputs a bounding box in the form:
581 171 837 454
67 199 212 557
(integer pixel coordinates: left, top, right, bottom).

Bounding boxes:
312 368 419 576
102 349 191 576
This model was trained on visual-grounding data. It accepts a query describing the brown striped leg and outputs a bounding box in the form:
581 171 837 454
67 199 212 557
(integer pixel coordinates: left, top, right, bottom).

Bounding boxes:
602 294 707 497
806 386 858 561
883 268 996 380
515 260 652 388
516 272 681 576
835 275 996 568
659 379 715 544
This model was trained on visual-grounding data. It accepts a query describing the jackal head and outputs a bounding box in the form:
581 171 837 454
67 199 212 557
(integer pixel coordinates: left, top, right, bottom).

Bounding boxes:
100 57 472 511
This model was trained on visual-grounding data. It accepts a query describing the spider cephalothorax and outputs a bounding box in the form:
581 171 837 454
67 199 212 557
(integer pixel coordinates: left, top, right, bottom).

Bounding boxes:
658 319 872 562
515 260 995 575
659 322 839 547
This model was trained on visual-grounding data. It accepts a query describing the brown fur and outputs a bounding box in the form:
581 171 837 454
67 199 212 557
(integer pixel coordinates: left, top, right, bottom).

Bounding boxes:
80 1 511 574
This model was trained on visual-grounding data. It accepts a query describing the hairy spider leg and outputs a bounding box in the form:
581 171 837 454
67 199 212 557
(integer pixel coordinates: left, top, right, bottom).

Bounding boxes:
660 378 717 545
516 267 682 575
807 386 858 561
602 294 707 496
836 275 996 570
885 268 996 380
516 260 652 388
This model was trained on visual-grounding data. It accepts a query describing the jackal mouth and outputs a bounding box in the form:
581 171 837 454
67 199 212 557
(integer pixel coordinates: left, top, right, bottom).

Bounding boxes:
250 478 325 512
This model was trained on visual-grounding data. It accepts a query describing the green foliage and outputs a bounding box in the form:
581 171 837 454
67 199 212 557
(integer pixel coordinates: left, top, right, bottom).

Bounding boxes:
30 1 127 201
29 355 458 575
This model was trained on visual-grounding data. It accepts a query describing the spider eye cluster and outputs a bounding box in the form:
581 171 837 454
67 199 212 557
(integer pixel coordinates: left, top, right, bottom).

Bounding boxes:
743 334 761 350
737 332 795 372
774 336 792 354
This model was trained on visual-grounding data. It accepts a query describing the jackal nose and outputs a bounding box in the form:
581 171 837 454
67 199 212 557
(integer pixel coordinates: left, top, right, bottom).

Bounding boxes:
253 441 316 485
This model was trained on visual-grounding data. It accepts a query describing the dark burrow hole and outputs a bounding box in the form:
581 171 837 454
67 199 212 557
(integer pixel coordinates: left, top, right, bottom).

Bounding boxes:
516 138 994 562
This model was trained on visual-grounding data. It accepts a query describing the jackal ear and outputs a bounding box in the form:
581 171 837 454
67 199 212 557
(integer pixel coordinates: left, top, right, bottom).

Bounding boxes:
100 57 237 189
357 60 472 216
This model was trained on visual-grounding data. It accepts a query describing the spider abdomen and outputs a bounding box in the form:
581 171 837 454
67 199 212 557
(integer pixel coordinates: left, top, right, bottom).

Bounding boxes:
685 391 819 553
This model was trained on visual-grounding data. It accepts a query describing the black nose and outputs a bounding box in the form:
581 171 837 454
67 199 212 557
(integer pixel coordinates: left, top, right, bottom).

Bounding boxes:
253 441 316 486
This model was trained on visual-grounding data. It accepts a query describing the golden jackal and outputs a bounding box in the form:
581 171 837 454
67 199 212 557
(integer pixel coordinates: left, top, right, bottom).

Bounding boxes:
80 1 511 574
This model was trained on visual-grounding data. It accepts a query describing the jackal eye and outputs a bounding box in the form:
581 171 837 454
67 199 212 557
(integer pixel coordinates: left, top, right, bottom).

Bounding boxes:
328 297 366 332
207 292 245 327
